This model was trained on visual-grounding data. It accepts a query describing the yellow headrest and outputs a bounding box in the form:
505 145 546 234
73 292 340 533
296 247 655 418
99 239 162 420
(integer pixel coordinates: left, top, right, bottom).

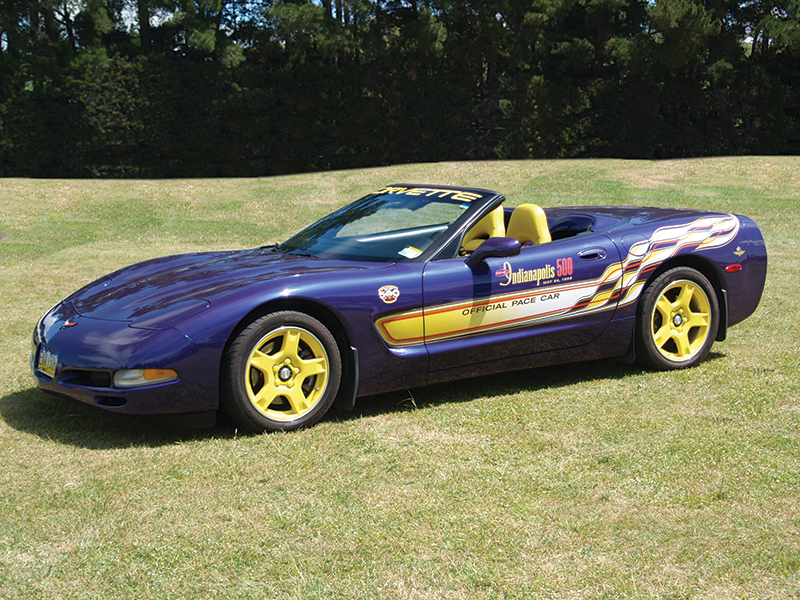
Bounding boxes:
506 204 551 245
462 205 506 252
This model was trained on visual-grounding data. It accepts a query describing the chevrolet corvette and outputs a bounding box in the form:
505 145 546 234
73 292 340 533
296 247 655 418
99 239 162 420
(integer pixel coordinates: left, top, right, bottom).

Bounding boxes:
32 185 767 432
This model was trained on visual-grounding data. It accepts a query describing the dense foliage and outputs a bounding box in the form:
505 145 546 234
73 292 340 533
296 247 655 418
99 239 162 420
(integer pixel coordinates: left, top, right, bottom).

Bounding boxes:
1 0 799 177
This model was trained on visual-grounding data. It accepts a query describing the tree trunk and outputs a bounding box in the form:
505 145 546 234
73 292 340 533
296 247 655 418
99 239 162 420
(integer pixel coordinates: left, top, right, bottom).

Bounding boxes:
138 0 151 52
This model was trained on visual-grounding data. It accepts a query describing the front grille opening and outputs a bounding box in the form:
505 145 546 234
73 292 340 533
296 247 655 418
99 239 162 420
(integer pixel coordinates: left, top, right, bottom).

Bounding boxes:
59 369 113 388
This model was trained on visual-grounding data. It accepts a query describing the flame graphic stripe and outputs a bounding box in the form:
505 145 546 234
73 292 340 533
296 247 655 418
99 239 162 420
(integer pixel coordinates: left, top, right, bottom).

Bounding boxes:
374 214 739 347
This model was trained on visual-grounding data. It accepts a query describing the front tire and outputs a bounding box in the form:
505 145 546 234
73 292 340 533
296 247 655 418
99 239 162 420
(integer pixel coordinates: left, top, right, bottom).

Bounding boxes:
222 311 342 432
636 267 719 370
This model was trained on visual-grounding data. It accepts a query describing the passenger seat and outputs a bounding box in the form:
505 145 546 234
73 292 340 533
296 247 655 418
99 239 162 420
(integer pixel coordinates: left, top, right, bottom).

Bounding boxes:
507 204 551 245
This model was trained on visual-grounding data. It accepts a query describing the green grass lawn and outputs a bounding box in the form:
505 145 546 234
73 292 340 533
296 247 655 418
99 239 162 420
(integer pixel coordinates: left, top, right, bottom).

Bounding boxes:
1 158 798 599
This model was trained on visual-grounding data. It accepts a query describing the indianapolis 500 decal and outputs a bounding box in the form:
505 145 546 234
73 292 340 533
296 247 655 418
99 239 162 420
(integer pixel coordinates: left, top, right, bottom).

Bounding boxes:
374 214 740 347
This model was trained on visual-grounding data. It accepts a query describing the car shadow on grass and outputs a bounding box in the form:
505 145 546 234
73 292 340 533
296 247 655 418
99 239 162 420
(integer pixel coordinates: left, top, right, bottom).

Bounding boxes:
3 353 726 447
331 351 728 424
332 356 683 423
0 387 234 449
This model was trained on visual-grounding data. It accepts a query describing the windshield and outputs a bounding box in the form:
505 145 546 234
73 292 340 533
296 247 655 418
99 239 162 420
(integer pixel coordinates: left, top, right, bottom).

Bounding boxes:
280 186 486 261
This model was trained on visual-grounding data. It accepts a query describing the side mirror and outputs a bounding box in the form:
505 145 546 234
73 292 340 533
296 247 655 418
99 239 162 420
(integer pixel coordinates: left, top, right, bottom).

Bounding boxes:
465 237 521 267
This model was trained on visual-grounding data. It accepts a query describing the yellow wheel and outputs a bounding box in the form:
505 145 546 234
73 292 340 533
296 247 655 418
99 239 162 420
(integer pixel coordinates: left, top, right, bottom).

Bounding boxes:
636 267 719 370
222 312 342 432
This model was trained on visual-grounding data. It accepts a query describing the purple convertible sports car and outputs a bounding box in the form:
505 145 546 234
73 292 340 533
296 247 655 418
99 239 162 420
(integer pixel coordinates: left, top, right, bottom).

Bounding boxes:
32 185 767 432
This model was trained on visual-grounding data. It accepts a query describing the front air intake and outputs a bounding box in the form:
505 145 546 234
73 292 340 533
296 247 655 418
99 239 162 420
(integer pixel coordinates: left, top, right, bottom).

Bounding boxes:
95 396 127 408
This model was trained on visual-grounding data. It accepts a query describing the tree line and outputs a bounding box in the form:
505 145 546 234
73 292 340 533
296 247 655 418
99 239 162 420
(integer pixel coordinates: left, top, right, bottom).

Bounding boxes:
1 0 799 177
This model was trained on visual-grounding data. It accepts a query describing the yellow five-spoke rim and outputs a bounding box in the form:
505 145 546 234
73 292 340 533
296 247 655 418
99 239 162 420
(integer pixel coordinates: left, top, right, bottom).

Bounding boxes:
244 326 330 422
650 279 711 363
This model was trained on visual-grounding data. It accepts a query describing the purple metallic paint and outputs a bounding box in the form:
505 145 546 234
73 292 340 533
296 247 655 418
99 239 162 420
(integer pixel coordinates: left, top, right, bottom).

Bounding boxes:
34 307 218 414
31 186 768 423
421 233 623 372
722 217 767 326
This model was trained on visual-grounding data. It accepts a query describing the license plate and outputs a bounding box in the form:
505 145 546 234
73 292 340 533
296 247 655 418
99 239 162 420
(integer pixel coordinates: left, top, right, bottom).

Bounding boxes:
37 345 59 378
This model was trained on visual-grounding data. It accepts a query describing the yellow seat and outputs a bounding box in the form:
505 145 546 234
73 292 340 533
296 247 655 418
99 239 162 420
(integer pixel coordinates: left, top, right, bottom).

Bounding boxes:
506 203 551 245
461 205 506 253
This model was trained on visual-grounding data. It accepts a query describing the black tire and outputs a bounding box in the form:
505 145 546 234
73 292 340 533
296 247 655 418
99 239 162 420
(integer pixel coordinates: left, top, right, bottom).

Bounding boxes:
635 267 719 370
221 311 342 432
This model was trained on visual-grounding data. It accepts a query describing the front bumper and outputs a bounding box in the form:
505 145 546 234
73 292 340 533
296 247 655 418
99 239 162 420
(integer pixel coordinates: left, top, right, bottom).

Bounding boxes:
32 302 221 415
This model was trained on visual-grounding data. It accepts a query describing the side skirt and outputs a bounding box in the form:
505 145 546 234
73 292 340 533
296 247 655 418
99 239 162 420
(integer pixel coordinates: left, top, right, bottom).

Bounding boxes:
426 316 635 386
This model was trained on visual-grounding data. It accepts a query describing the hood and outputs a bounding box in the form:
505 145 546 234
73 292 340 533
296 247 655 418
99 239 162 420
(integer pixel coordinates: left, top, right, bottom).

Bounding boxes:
67 247 382 330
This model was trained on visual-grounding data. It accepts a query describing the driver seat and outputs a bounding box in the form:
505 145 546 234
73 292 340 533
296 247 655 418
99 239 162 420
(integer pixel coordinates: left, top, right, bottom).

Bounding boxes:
507 204 551 245
461 206 506 253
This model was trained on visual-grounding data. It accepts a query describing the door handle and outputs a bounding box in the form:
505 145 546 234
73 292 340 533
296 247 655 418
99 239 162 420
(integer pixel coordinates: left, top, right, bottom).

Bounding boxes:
578 247 607 260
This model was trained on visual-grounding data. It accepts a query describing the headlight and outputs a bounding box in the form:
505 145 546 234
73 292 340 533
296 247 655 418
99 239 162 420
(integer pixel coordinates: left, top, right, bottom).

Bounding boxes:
113 369 178 388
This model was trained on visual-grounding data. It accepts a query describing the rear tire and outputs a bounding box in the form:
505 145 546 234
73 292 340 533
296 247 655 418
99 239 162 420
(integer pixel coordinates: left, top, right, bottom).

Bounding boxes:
635 267 719 370
221 311 342 432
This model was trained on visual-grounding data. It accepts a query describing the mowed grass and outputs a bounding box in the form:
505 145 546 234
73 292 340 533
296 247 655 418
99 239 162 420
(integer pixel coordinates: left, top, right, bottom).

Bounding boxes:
0 158 798 599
